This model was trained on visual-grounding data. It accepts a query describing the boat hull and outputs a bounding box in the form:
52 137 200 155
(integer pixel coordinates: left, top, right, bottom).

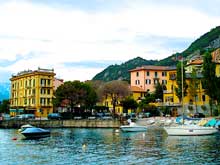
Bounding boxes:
120 125 147 132
21 127 50 139
164 125 218 136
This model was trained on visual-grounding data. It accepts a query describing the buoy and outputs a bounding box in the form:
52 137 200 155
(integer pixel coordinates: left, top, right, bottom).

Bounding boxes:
82 143 87 150
12 137 17 140
115 129 120 133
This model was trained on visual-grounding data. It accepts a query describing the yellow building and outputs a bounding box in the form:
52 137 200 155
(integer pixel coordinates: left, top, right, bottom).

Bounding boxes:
130 86 147 102
212 48 220 77
163 48 220 116
102 94 123 114
10 68 56 117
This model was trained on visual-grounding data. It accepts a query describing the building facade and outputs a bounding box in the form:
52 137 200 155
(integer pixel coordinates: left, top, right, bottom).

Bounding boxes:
10 68 56 117
130 65 176 93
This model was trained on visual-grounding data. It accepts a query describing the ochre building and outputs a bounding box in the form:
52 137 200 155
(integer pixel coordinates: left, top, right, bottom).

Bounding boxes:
10 68 56 118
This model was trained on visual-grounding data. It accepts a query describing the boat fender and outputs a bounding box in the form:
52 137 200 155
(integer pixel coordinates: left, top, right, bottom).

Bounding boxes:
12 137 17 140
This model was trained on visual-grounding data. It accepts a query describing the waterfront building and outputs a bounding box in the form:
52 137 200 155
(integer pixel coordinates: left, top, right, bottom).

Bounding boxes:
130 65 176 93
53 78 64 90
163 48 220 116
130 86 147 102
212 48 220 77
102 94 123 115
10 68 56 117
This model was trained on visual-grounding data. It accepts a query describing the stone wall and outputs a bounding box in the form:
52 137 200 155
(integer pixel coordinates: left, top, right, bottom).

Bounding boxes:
0 119 121 129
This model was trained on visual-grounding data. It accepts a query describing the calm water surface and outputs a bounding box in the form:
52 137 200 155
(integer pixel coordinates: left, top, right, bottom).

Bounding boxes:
0 127 220 165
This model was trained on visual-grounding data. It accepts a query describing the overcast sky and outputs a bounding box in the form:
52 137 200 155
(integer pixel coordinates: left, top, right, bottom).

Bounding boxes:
0 0 220 82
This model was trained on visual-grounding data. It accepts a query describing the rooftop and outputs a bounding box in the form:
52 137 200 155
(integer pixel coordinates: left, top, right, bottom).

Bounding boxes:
129 65 176 72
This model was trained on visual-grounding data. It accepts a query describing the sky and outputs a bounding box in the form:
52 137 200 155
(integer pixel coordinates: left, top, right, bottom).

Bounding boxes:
0 0 220 82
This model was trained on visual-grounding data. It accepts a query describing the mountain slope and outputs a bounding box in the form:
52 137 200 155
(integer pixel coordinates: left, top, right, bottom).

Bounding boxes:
156 26 220 66
92 57 158 82
0 82 10 101
92 26 220 81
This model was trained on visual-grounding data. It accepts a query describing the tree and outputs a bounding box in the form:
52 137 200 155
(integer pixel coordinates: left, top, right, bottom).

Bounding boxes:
138 93 156 111
99 80 130 117
154 83 164 102
120 97 138 113
202 51 218 116
175 60 188 103
188 68 200 113
54 81 97 112
0 99 10 113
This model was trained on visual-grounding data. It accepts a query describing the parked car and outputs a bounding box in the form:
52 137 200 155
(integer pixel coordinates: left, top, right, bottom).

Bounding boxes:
48 113 62 120
1 113 11 120
102 113 113 120
193 112 205 118
12 114 35 120
23 114 35 119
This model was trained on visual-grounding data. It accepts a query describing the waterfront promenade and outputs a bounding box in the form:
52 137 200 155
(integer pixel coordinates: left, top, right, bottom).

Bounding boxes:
0 119 121 128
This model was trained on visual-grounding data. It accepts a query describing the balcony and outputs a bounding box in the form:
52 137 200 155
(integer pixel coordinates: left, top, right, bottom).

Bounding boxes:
169 75 176 80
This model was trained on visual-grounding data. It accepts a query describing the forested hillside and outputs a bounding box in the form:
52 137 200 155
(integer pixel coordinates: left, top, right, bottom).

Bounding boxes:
93 26 220 82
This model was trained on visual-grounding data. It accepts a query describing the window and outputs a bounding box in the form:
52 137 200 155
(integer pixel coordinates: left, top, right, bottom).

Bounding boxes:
146 79 151 84
29 79 31 86
202 95 206 101
40 98 46 104
146 71 150 76
135 80 140 85
48 79 51 86
155 72 158 78
41 88 46 94
33 79 35 87
32 98 35 104
162 71 167 77
154 79 158 84
41 79 46 86
136 72 139 77
162 80 167 85
47 98 50 105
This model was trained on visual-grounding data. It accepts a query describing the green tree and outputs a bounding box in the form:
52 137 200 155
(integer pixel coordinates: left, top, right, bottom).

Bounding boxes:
99 80 130 117
202 51 218 116
0 99 10 113
175 60 188 103
54 81 97 112
120 97 138 113
138 93 156 111
154 83 164 102
188 68 200 113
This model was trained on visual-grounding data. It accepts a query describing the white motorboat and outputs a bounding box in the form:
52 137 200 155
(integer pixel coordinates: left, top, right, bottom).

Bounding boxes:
18 124 34 132
21 127 51 139
164 124 218 136
120 120 147 132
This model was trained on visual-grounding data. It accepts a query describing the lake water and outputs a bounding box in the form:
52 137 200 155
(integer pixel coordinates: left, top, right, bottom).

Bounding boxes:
0 127 220 165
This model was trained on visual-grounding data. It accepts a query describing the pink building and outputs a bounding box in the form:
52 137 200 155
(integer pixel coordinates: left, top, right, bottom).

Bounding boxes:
130 65 176 93
53 78 64 90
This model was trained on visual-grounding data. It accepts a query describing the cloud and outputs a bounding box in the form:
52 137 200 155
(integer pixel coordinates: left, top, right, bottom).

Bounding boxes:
0 1 220 82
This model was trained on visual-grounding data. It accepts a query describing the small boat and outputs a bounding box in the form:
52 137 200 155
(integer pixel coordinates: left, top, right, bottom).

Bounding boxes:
120 119 147 132
21 127 51 139
18 124 34 132
164 124 218 136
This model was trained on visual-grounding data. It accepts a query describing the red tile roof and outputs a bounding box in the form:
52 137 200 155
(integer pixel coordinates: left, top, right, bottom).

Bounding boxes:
129 65 176 72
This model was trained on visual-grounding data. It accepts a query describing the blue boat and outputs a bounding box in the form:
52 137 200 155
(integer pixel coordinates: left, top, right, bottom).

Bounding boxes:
21 127 50 139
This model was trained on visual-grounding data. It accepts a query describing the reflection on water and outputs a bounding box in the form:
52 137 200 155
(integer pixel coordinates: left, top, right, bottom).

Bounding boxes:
0 127 219 165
